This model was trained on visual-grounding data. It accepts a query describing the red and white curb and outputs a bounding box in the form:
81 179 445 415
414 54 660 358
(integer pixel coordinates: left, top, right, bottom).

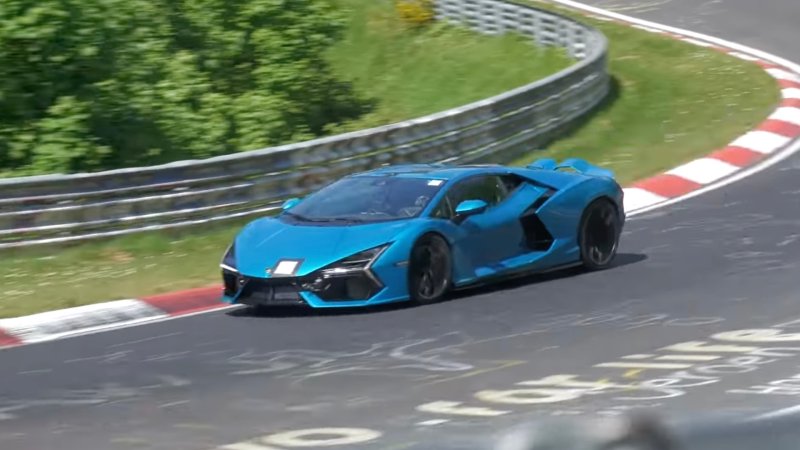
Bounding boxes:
2 0 800 350
550 0 800 214
0 286 222 348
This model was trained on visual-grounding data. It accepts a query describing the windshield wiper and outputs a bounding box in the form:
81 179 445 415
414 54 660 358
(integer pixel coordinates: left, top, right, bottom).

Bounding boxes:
283 211 312 221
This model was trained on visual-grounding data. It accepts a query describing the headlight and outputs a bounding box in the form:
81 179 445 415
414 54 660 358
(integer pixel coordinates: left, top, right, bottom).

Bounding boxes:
319 244 388 277
302 244 390 301
220 243 237 272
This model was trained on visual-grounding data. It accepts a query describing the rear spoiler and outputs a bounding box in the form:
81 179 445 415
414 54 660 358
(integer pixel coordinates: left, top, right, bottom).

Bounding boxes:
527 157 615 179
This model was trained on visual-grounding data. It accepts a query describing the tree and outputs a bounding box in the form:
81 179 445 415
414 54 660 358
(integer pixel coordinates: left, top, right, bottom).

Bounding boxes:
0 0 369 175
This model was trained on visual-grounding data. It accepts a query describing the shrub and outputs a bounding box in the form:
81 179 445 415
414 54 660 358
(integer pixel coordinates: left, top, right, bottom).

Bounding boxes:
395 0 435 26
0 0 371 176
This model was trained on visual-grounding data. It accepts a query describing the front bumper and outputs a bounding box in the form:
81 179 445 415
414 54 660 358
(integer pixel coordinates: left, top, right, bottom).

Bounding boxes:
221 267 401 308
224 273 308 307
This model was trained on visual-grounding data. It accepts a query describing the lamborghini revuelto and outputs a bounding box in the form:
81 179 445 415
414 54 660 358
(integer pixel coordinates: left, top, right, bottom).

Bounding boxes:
220 159 626 309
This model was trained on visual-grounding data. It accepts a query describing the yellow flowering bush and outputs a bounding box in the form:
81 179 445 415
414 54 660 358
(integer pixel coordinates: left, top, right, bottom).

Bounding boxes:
395 0 435 26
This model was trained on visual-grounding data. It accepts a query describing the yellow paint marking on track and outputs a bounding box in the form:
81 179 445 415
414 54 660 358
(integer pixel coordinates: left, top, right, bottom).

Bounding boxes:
420 360 527 387
623 369 643 379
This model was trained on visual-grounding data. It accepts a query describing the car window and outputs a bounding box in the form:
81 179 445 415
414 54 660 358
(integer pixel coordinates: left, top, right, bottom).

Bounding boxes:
500 174 524 193
431 175 513 219
285 175 445 223
430 195 453 219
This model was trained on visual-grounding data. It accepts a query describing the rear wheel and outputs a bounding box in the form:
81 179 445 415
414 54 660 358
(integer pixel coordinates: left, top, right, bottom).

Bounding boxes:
578 198 621 270
408 234 452 305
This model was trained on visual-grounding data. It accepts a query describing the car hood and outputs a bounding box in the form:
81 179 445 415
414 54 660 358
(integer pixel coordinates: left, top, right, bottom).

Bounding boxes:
233 217 409 277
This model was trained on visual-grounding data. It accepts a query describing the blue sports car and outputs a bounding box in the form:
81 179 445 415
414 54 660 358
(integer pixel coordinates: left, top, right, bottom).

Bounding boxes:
220 158 625 309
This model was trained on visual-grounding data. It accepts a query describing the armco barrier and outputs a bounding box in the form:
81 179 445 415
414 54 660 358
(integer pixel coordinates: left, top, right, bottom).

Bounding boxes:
0 0 609 249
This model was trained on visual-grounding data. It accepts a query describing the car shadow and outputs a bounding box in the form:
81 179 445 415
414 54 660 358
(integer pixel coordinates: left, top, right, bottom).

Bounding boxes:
443 252 648 302
226 252 647 318
225 299 415 318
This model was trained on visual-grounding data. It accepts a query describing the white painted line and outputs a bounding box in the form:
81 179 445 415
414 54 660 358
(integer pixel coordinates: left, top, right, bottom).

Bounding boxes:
728 131 791 154
263 428 383 447
784 88 800 99
595 362 694 370
159 400 190 409
417 419 450 426
656 354 721 361
549 0 800 74
108 332 182 348
729 52 760 62
681 37 714 48
416 401 509 417
631 24 664 33
666 158 740 185
548 0 800 219
622 354 653 360
662 341 757 353
753 404 800 421
767 68 800 83
621 188 668 213
770 107 800 126
220 443 281 450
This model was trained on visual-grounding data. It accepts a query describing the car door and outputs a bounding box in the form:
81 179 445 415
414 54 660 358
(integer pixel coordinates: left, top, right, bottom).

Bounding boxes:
432 174 525 273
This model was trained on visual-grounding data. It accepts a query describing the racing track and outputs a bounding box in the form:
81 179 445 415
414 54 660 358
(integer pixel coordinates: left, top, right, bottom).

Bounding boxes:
2 2 800 449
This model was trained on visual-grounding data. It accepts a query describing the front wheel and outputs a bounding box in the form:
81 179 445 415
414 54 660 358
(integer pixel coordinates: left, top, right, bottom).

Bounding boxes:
578 198 621 270
408 234 453 305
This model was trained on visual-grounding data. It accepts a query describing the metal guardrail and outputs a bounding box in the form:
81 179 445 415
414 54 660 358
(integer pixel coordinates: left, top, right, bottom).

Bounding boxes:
0 0 609 249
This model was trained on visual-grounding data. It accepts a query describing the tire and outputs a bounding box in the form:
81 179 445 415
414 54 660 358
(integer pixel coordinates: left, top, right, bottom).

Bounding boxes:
578 197 621 270
408 234 453 305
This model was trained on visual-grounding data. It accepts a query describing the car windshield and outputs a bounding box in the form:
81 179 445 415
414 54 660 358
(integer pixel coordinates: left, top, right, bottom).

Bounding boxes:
283 175 446 223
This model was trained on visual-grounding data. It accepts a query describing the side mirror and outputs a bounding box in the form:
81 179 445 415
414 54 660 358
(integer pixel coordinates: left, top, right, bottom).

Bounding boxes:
454 199 488 219
282 197 302 211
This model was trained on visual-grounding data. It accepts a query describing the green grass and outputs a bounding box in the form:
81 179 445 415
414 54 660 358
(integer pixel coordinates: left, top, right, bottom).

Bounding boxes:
325 0 573 131
512 0 780 185
0 0 781 318
0 222 246 318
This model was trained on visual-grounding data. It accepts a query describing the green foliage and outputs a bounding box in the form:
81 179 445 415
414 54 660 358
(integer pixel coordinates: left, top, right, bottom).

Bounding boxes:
325 0 572 134
0 0 370 176
0 0 578 315
395 0 435 26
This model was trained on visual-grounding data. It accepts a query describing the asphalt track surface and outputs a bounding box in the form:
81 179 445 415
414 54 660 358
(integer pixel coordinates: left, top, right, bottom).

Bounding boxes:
2 2 800 450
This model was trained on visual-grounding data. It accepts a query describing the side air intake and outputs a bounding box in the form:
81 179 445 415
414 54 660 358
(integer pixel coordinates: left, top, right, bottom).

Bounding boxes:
529 188 556 211
519 207 554 251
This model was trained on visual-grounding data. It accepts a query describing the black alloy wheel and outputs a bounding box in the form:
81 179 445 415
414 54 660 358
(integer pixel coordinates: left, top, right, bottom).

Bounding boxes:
408 234 453 304
579 198 621 270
